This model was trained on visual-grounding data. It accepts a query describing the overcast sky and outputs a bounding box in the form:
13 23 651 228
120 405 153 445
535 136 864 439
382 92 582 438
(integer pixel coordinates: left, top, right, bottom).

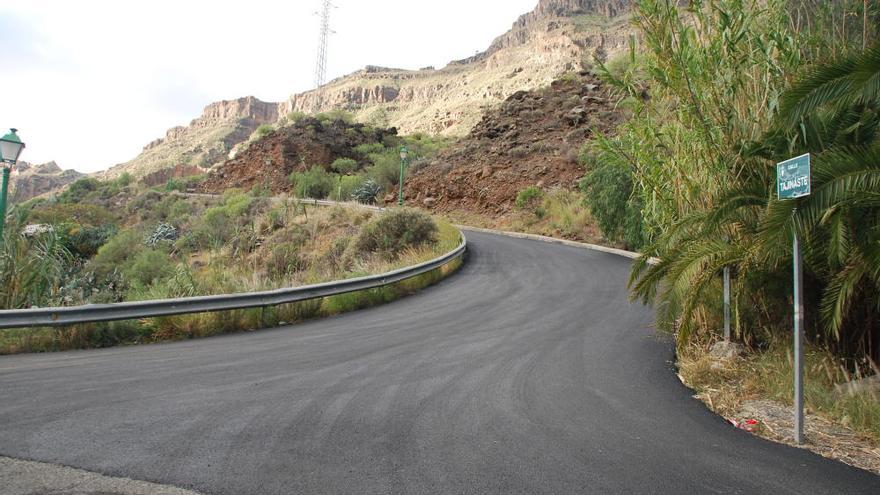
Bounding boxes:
0 0 538 173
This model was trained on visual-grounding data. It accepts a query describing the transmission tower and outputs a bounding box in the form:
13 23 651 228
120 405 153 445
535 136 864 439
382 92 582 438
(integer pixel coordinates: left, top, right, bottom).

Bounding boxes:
314 0 335 88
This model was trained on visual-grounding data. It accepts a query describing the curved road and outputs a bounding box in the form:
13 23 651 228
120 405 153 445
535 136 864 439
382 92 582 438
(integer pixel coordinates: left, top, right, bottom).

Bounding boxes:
0 232 877 494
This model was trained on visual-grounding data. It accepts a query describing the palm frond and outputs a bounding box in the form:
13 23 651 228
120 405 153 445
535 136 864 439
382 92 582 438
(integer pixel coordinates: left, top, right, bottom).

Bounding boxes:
820 256 868 340
779 41 880 125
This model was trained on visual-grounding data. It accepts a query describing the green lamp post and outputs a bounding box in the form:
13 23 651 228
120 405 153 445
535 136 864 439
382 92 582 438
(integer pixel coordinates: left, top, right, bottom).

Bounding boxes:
398 146 408 207
0 128 26 240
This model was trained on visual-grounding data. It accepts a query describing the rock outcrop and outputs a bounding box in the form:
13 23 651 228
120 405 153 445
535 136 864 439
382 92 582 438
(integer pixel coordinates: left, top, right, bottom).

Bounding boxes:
9 161 85 203
401 73 625 213
481 0 631 57
103 96 279 181
201 118 397 194
278 1 636 137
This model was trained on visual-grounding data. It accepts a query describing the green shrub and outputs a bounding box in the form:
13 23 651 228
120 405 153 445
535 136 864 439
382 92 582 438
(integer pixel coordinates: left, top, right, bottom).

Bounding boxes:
290 166 334 199
129 191 164 216
515 186 544 209
267 243 304 279
355 209 437 256
365 152 401 191
192 191 256 247
354 143 385 156
165 178 186 192
331 158 359 174
578 155 644 249
114 173 133 188
63 224 118 258
167 199 193 226
27 203 114 226
367 107 390 128
123 249 174 288
265 208 285 231
402 134 453 159
283 112 308 125
330 175 367 202
89 231 144 279
315 110 354 124
221 192 254 217
0 223 71 310
59 177 101 203
200 205 239 248
254 124 274 139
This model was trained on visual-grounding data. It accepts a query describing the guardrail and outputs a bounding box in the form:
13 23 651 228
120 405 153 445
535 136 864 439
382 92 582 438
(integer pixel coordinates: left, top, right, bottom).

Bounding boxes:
0 234 466 329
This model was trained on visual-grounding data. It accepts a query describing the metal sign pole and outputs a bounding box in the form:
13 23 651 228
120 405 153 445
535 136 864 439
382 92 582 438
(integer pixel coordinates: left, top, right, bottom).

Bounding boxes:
777 153 810 445
723 266 731 341
793 230 805 444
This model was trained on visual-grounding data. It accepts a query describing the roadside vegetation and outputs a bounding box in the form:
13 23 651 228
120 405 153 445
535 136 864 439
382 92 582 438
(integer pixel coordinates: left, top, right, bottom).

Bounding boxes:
0 176 461 354
574 0 879 444
224 108 454 204
286 127 453 203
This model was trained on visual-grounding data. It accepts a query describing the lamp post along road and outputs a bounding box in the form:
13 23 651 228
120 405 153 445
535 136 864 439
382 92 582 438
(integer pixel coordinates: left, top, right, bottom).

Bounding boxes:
398 146 408 207
0 128 26 240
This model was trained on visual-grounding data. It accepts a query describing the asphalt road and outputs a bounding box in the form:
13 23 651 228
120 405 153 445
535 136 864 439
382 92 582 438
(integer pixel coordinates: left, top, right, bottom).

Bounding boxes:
0 231 877 494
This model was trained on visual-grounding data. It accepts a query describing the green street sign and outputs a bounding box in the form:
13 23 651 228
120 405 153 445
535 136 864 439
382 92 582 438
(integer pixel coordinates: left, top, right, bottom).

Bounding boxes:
777 153 811 199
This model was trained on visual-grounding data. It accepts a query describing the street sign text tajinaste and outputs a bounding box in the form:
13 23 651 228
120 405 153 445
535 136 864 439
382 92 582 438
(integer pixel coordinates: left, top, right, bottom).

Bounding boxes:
777 153 811 200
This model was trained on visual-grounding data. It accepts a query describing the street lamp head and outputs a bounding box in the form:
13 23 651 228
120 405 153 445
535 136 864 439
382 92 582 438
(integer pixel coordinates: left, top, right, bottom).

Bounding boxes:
0 128 25 165
399 146 408 161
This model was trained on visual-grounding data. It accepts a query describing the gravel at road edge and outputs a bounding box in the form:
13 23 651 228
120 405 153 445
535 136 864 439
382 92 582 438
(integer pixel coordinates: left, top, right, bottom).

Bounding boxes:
0 456 202 495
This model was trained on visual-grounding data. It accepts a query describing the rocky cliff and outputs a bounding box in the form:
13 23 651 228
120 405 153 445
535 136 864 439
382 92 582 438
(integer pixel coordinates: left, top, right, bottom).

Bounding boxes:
480 0 631 58
110 1 635 182
278 0 635 137
103 96 279 182
10 161 84 203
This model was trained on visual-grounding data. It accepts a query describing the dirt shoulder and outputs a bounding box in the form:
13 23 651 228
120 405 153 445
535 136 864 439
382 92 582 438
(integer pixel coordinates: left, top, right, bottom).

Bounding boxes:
678 343 880 475
0 456 202 495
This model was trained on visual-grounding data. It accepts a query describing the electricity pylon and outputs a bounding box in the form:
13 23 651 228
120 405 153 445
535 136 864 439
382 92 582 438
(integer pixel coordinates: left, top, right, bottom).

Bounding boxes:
314 0 335 88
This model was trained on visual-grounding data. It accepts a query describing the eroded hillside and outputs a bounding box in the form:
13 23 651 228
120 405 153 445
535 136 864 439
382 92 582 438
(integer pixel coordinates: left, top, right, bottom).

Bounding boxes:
402 73 623 213
201 117 398 193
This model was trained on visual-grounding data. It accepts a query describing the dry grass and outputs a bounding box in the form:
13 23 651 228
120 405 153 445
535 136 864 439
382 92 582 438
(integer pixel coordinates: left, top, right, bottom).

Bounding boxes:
444 189 606 245
0 207 464 354
678 341 880 474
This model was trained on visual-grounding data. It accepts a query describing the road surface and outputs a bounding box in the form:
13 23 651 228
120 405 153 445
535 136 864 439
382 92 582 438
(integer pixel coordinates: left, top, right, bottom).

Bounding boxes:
0 231 877 494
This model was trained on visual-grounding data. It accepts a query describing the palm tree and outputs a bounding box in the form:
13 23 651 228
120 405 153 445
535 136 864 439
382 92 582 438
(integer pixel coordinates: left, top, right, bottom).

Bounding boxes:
630 41 880 358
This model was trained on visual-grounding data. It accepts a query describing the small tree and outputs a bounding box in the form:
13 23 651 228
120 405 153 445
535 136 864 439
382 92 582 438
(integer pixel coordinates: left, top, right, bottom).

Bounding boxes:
290 166 334 199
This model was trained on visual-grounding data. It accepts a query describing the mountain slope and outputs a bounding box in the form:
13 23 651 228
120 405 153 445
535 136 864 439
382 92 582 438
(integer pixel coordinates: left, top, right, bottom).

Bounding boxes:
403 72 623 213
106 1 635 182
10 161 84 203
102 96 278 183
279 0 634 137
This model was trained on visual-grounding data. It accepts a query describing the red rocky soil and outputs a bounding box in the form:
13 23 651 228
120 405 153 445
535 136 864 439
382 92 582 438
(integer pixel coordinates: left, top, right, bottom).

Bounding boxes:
201 118 396 193
400 73 625 213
